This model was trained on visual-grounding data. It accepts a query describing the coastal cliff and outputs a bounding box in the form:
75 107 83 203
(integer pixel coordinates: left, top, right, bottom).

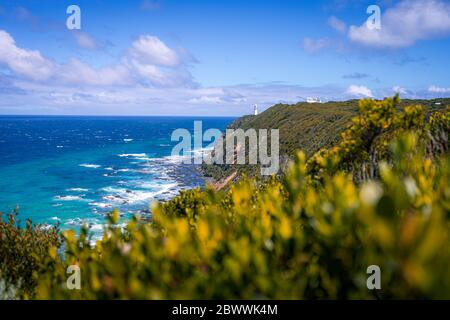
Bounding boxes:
203 97 450 187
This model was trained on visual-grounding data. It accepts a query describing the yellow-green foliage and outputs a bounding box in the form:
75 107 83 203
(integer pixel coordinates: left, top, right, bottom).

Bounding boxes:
203 96 449 181
32 98 450 299
307 96 449 182
0 211 60 298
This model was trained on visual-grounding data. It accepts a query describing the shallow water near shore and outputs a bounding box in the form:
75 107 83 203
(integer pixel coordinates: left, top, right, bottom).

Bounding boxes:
0 115 233 237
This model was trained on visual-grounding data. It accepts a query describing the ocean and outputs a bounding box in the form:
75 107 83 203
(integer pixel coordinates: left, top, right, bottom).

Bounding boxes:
0 115 233 236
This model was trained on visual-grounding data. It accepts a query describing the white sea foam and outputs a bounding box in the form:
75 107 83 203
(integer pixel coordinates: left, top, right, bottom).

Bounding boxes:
67 188 89 192
89 202 112 208
100 181 180 206
141 181 178 191
54 195 84 201
118 153 147 158
79 164 101 169
136 168 157 174
123 139 134 142
88 224 105 231
135 157 153 161
101 186 123 193
65 218 83 225
162 154 190 164
64 217 100 227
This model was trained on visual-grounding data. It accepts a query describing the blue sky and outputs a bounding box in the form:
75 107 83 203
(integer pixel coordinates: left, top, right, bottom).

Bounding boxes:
1 0 450 115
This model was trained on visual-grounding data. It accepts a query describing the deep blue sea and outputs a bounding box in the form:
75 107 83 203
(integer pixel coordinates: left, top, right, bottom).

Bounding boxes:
0 116 233 237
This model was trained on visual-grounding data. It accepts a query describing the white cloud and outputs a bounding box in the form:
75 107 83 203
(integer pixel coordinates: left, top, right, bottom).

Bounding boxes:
129 59 192 87
343 72 369 79
393 86 407 95
428 85 450 93
188 96 223 104
348 0 450 48
140 0 160 11
0 30 56 81
302 37 331 54
3 77 445 115
328 16 347 33
129 35 180 67
346 85 373 98
73 31 100 50
0 29 193 88
59 59 132 86
0 80 351 115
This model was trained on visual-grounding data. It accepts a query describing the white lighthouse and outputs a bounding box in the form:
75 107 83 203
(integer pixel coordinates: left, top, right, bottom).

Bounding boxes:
253 104 258 116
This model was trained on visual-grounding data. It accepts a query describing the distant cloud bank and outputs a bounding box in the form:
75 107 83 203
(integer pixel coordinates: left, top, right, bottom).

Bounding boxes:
303 0 450 53
348 0 450 49
0 0 450 115
0 29 193 88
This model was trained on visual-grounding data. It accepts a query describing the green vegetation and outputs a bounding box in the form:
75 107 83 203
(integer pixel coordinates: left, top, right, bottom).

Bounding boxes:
0 97 449 299
203 97 450 182
0 210 60 299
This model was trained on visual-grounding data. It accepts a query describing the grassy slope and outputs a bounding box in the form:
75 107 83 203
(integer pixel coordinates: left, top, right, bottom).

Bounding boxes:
203 98 450 182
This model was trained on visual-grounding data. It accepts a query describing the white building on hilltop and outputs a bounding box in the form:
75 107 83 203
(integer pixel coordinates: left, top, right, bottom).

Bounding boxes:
306 97 323 104
253 104 258 115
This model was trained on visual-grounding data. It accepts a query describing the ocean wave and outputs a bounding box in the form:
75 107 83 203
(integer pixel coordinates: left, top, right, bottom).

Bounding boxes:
54 195 84 201
162 154 191 164
123 139 134 142
79 163 101 169
117 153 147 158
140 181 178 191
89 223 105 231
135 168 157 174
160 147 214 164
117 153 154 162
66 188 89 192
101 186 123 193
64 218 81 225
100 182 180 205
64 217 101 227
89 202 112 208
134 157 153 161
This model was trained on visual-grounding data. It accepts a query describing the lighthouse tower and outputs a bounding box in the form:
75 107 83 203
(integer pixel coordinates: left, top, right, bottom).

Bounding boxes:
253 104 258 116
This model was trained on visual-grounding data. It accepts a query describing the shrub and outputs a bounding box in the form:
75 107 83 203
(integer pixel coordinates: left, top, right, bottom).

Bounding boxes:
2 97 448 299
33 98 450 299
0 211 61 298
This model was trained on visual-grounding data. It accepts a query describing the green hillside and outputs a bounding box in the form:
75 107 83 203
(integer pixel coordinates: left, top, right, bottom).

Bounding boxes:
203 97 450 183
4 96 447 299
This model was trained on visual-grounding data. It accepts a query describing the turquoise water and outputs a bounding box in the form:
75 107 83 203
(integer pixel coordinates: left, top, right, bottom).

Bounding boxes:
0 116 233 235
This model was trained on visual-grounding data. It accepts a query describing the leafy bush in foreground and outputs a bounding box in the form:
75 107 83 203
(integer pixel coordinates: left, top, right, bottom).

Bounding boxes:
307 96 449 183
1 98 448 299
0 211 60 298
31 98 450 299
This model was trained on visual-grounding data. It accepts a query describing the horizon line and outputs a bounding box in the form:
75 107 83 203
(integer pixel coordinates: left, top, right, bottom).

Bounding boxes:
0 114 240 118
